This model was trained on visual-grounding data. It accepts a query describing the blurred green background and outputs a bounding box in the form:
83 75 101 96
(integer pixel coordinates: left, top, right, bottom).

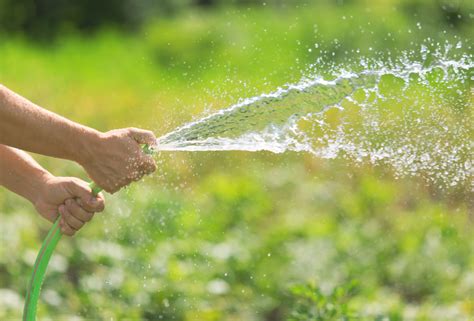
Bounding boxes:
0 0 473 320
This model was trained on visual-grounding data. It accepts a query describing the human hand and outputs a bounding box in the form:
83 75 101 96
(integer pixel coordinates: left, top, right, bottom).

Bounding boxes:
33 176 105 236
79 128 157 193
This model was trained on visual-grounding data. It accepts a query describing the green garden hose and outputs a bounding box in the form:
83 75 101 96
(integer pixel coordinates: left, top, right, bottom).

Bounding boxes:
23 144 154 321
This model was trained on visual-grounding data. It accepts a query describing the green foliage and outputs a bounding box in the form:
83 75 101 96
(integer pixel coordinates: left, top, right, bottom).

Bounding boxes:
0 0 472 41
289 282 358 321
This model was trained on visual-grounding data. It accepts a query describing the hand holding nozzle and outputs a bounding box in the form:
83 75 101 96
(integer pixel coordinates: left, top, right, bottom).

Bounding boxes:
87 143 155 196
78 128 158 194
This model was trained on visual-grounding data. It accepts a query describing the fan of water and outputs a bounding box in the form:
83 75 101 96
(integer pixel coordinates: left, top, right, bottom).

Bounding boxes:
156 44 473 189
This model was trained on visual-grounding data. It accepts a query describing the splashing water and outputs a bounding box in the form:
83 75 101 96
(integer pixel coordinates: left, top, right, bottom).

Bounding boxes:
156 45 473 189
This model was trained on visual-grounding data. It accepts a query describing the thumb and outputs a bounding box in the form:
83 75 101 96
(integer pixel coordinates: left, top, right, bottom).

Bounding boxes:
64 178 104 212
128 128 157 148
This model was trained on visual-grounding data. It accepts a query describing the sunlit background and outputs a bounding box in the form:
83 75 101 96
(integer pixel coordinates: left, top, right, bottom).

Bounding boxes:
0 1 473 320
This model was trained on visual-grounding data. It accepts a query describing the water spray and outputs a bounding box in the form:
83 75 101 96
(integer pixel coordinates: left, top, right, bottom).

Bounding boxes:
22 145 155 321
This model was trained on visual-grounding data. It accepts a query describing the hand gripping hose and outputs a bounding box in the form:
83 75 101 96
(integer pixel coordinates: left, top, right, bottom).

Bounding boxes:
23 144 154 321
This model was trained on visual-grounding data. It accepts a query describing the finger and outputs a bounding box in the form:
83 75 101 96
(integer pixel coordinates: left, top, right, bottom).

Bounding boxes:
109 186 121 194
128 128 157 148
59 216 76 236
65 178 105 212
131 173 142 182
90 192 105 212
76 192 105 213
143 155 157 174
60 204 84 231
129 164 153 182
134 154 156 175
66 199 95 222
64 178 93 204
98 179 119 194
105 182 122 194
107 176 131 193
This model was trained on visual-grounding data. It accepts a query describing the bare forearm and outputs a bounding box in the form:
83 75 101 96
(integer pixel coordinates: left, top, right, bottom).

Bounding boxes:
0 144 105 234
0 84 100 163
0 145 53 204
0 84 157 193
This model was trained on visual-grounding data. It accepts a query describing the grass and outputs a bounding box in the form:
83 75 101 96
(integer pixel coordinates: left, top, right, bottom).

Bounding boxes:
0 3 473 320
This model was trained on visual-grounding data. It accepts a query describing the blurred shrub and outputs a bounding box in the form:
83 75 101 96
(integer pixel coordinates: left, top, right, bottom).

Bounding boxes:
0 0 472 41
0 0 190 40
288 282 359 321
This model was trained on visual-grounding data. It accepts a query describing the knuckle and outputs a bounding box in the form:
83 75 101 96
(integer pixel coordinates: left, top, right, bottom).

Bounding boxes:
70 201 79 210
146 167 155 175
127 128 137 135
95 202 105 212
67 206 78 215
70 178 82 187
143 160 156 174
73 218 81 227
64 216 74 226
81 202 92 211
76 198 84 207
61 209 70 219
145 130 155 138
62 228 73 236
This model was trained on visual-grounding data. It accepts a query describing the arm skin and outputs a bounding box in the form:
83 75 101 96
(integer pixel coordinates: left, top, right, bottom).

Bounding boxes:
0 145 105 236
0 84 157 193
